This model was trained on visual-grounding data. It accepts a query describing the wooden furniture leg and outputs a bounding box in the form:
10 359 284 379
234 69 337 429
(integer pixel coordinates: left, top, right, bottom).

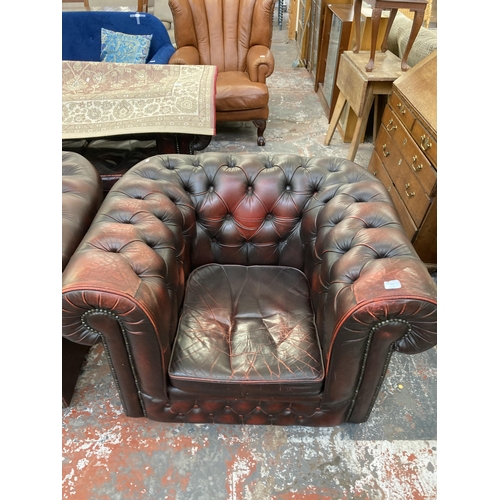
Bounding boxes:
189 135 212 154
253 119 267 146
401 9 425 71
352 0 362 53
381 9 398 52
347 89 374 161
324 92 347 145
366 7 382 71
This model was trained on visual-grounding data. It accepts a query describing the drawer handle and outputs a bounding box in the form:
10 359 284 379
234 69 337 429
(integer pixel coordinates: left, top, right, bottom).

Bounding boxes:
373 171 378 177
405 183 416 198
420 134 433 151
397 102 406 115
411 155 423 172
387 119 397 131
382 144 390 157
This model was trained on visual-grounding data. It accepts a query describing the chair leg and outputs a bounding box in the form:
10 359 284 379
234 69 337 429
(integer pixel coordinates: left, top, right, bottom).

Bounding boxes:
253 119 267 146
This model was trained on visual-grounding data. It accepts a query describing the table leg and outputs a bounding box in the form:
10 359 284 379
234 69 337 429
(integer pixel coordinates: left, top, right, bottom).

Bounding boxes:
366 7 382 72
352 0 362 53
347 89 374 161
401 9 425 71
324 92 347 145
381 9 398 53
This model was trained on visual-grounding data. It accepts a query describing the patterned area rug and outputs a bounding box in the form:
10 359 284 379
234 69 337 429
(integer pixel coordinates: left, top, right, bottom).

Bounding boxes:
62 61 217 138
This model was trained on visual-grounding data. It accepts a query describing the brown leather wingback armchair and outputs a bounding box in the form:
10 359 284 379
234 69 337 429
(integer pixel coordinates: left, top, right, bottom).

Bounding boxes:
62 153 437 426
168 0 276 146
62 151 103 406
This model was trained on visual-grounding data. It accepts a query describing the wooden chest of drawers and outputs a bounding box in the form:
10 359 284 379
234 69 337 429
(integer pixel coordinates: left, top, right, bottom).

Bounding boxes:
367 51 437 265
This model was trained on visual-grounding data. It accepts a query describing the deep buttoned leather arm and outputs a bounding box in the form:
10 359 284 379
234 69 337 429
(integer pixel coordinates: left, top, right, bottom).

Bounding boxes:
247 45 275 83
168 46 200 65
62 156 196 417
301 161 437 422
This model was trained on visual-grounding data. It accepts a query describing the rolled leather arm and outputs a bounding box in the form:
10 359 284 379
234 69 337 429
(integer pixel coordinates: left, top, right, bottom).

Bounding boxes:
247 45 275 83
304 162 437 422
168 46 200 65
62 157 196 417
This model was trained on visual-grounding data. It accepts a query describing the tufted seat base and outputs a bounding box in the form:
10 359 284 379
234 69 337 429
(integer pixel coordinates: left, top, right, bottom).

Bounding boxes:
169 264 324 397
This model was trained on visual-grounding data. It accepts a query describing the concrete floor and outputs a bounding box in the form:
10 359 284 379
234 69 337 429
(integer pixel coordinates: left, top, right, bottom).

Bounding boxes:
62 7 437 499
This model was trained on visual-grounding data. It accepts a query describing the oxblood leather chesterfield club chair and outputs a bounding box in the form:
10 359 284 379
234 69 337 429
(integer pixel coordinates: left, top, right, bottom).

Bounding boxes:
168 0 276 146
62 153 437 426
62 151 103 406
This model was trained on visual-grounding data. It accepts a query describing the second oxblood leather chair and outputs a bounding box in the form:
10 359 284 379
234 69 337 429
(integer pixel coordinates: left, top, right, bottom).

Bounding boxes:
168 0 276 146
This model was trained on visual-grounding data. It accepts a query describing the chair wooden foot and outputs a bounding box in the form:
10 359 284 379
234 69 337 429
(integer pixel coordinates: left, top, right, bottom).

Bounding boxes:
253 120 267 146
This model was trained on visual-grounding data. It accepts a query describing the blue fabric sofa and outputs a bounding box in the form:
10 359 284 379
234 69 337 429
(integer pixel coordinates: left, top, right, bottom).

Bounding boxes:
62 11 175 64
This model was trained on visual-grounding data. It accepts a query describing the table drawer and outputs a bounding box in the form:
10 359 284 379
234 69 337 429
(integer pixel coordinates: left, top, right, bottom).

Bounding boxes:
389 92 415 131
392 120 436 197
368 151 417 240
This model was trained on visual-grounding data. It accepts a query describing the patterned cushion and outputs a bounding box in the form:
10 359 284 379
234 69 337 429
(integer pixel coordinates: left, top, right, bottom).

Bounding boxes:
100 28 152 64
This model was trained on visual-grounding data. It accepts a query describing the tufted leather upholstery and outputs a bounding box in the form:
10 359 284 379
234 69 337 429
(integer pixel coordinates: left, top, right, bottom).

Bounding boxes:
62 152 103 271
62 151 103 406
62 153 437 425
168 0 276 146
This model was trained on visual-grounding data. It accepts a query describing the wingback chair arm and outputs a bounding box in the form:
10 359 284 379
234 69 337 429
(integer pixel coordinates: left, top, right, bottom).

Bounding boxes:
168 46 200 65
247 45 275 83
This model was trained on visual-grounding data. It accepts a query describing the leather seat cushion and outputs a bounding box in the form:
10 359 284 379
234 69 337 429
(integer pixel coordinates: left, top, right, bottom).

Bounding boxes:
169 264 324 398
215 72 269 112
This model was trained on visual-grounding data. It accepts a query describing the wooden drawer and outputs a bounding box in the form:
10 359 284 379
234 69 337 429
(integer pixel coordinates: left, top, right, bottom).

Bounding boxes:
381 105 399 140
376 127 430 227
412 119 437 167
392 117 436 197
389 92 415 131
368 148 392 191
369 147 417 240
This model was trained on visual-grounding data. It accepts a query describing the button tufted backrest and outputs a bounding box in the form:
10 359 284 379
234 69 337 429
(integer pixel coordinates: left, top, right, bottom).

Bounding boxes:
124 153 410 277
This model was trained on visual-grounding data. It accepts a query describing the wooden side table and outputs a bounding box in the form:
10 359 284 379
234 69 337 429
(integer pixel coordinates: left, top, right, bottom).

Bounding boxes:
324 50 403 162
352 0 428 72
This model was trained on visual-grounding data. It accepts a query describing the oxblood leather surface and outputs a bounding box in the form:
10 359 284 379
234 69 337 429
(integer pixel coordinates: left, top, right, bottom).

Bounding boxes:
62 151 102 271
168 0 275 120
62 153 437 425
169 264 324 397
62 151 103 406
